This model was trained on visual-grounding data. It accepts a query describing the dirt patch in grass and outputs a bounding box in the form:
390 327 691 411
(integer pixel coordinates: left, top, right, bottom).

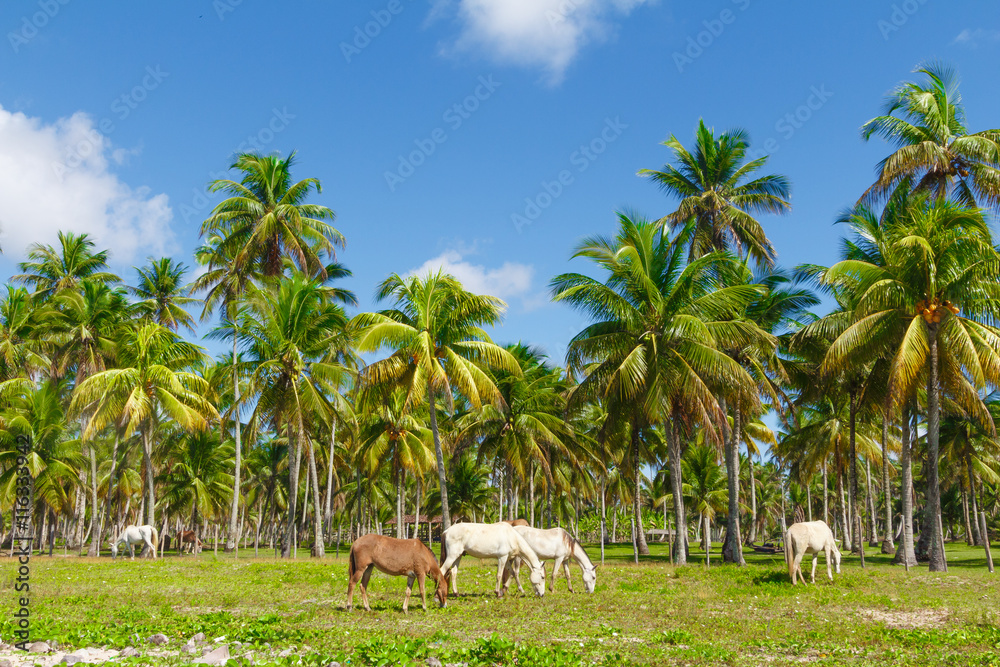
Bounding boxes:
862 608 949 629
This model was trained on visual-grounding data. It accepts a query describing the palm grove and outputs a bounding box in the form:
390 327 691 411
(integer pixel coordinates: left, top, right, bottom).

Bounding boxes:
2 64 999 574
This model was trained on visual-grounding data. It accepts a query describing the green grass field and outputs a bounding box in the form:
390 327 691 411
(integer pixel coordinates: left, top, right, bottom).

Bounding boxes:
2 541 999 666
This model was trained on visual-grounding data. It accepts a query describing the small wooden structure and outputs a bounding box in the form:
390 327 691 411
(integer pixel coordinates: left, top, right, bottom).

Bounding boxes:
645 528 674 542
384 515 444 541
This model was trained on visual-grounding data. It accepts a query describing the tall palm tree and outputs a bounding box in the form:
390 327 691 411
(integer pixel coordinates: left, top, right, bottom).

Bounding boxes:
71 322 217 529
200 151 344 281
238 274 351 557
197 150 345 551
552 213 761 562
128 257 200 333
352 271 519 530
860 62 1000 211
638 120 791 267
13 231 119 299
54 281 129 555
820 195 1000 571
682 443 728 560
0 286 51 381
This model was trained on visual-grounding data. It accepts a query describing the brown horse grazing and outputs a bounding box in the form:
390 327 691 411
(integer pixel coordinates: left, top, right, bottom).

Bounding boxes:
175 530 203 554
504 518 530 527
346 534 448 613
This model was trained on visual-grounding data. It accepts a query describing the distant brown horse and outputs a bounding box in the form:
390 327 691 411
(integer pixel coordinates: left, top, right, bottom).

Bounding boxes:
504 518 530 527
347 534 448 613
175 530 203 554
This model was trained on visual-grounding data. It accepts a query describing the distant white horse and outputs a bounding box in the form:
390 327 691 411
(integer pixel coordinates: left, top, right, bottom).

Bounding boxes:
439 522 546 597
784 520 840 585
503 526 598 594
111 525 159 560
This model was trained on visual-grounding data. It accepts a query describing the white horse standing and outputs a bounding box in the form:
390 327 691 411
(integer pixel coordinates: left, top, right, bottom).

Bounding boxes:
111 525 159 560
439 522 546 597
503 526 598 594
784 520 841 585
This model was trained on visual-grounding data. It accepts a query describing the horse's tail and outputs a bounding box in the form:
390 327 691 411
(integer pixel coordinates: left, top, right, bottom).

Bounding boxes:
150 526 159 558
348 543 358 580
783 529 794 581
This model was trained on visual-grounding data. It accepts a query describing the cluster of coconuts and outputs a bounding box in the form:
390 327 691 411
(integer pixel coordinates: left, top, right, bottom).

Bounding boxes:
916 299 960 324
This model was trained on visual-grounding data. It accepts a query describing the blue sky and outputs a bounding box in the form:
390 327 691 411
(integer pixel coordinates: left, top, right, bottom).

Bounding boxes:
1 0 998 365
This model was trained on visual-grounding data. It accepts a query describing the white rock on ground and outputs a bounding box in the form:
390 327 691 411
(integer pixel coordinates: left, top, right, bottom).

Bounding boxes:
120 647 139 658
192 633 206 644
28 642 50 653
194 645 230 666
147 634 170 646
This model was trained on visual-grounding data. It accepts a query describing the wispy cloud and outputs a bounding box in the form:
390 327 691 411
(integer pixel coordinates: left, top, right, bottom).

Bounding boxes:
0 105 174 261
953 28 1000 47
430 0 655 84
408 248 534 304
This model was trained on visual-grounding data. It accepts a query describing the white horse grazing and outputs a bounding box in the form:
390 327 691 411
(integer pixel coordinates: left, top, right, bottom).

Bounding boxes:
111 525 159 560
784 520 841 585
503 526 598 594
439 522 546 597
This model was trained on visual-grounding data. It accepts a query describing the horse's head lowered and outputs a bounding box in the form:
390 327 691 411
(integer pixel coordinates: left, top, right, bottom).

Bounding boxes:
527 564 546 597
434 571 449 608
582 564 598 593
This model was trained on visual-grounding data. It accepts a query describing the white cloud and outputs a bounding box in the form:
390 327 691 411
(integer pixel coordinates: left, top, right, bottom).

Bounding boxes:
953 28 1000 47
431 0 654 84
0 105 174 261
409 249 534 302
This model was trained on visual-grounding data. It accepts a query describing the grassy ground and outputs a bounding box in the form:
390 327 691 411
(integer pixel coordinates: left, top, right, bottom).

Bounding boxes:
2 540 999 666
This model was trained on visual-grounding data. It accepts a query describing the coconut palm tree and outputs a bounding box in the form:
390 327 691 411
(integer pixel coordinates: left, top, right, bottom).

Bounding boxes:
682 443 727 561
552 213 762 562
860 62 1000 211
53 280 130 555
200 151 344 281
13 231 119 299
820 195 1000 571
238 274 352 557
638 120 791 268
352 271 519 530
197 150 344 551
71 322 217 528
0 286 51 381
356 386 434 538
128 257 200 333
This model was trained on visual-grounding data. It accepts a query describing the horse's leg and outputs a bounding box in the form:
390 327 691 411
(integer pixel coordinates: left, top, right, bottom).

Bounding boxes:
144 537 156 560
562 558 574 593
549 558 560 593
810 553 818 584
791 551 805 586
417 572 427 612
495 555 508 597
346 566 361 611
826 547 834 582
360 564 375 612
449 556 462 595
403 573 415 614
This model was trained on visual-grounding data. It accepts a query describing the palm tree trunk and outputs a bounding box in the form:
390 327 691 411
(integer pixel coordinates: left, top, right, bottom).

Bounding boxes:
969 455 982 546
926 328 947 572
530 463 536 527
427 379 451 531
667 421 687 565
807 482 813 522
600 474 606 564
415 476 421 541
324 420 337 533
962 481 973 546
307 432 325 557
894 401 917 567
396 465 404 539
141 425 156 527
227 331 242 552
283 413 304 558
822 461 829 527
747 454 757 544
849 389 862 559
881 406 895 553
722 400 744 565
86 433 100 556
632 422 650 557
866 458 878 546
96 430 120 555
837 463 849 551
